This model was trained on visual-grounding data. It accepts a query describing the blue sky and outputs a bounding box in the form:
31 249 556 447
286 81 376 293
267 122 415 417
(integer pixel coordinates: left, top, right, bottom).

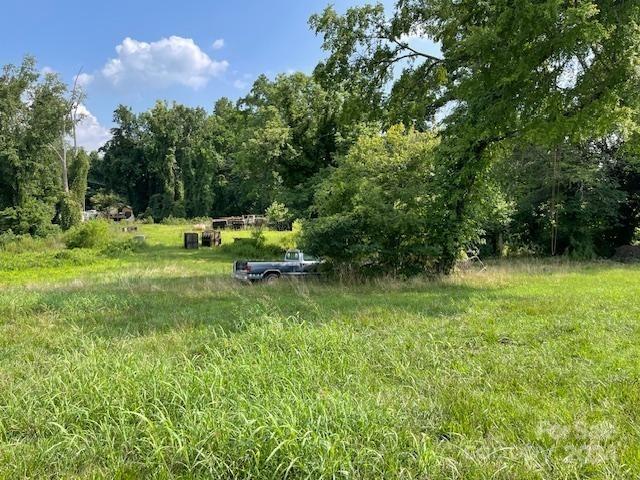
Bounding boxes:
2 0 440 150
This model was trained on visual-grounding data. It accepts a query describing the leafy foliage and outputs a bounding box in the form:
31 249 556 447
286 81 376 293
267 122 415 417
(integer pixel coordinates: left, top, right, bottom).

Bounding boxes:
95 74 353 221
266 200 291 229
0 57 91 234
311 0 640 271
302 126 448 275
3 0 640 275
57 193 82 231
64 220 111 249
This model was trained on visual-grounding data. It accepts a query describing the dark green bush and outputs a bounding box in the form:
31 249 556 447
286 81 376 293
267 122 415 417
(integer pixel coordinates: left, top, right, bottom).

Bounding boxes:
300 126 450 276
64 220 111 249
0 199 57 236
58 194 82 231
101 237 148 257
219 238 284 260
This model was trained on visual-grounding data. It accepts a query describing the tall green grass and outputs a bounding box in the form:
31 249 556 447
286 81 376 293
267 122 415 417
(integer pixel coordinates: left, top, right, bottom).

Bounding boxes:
0 225 639 478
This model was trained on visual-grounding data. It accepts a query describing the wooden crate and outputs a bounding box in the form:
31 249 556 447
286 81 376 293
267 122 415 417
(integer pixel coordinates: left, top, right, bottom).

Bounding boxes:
183 232 199 249
202 230 221 247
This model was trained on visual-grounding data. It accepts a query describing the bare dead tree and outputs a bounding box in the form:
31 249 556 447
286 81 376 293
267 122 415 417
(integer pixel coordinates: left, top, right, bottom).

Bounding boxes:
48 67 86 195
70 68 86 159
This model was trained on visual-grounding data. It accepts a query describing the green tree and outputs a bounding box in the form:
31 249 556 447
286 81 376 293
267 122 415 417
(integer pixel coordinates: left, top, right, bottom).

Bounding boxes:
235 73 357 217
496 141 637 258
266 200 291 230
301 125 450 275
311 0 640 271
99 105 147 213
0 57 70 235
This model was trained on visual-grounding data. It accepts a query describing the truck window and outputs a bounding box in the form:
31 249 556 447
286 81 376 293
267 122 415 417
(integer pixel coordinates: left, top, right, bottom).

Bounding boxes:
285 251 300 261
304 254 317 262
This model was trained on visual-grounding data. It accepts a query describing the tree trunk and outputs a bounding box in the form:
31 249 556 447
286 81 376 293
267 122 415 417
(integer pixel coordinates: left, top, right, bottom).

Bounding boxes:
61 117 69 193
550 147 559 256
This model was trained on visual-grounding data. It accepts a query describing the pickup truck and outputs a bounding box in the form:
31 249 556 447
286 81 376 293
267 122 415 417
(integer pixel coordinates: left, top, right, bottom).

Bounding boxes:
233 249 321 282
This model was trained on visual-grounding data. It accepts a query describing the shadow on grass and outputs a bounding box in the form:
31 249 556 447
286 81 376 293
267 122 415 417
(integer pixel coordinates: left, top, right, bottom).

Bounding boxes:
133 244 236 262
2 273 499 341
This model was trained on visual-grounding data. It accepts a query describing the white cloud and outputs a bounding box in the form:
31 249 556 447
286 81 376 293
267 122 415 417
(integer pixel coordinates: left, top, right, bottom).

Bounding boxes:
75 73 94 87
41 66 56 75
102 36 229 89
212 38 225 50
74 104 111 151
233 79 249 89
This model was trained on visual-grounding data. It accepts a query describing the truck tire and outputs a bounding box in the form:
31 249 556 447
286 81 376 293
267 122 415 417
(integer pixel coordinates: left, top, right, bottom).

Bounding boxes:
263 272 280 283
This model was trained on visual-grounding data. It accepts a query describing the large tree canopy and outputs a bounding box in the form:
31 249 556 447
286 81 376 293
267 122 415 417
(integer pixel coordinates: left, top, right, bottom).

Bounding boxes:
0 57 89 235
97 73 363 221
311 0 640 271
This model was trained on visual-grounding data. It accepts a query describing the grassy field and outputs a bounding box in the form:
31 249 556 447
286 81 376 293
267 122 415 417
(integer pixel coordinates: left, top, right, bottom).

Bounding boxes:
0 225 639 478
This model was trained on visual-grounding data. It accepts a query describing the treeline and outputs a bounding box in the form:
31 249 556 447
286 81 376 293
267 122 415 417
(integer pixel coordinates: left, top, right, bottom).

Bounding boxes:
2 1 640 275
91 74 372 221
301 0 640 272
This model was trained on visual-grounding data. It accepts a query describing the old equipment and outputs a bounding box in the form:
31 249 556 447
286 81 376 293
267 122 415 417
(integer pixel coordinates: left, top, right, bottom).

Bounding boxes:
202 230 222 247
183 232 199 249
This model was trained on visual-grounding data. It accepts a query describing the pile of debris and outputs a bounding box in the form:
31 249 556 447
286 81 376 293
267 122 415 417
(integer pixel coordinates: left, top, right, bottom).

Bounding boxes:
184 231 222 249
211 215 267 230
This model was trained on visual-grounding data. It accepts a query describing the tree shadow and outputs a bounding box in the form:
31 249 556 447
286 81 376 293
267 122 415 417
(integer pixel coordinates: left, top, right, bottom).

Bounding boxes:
2 273 500 341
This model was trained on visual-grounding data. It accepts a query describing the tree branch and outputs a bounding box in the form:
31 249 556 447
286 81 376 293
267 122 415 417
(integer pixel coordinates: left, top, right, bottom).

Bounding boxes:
390 36 443 63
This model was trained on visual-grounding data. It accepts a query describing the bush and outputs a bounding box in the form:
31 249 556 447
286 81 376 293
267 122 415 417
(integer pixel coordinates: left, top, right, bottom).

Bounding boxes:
64 220 111 249
0 199 57 236
251 228 266 247
58 194 82 231
0 230 63 253
266 201 291 230
138 209 155 224
277 220 303 249
52 249 95 265
219 237 284 260
0 230 19 248
101 237 148 257
300 126 447 276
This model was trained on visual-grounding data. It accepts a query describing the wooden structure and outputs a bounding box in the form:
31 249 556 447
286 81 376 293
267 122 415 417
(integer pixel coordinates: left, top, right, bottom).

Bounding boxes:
211 215 267 230
202 230 222 247
108 206 135 222
183 232 199 249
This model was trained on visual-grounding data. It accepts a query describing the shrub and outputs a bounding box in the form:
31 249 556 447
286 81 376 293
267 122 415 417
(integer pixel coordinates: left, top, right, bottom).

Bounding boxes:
52 249 95 266
300 126 448 276
266 201 291 230
0 199 57 236
251 228 266 247
277 220 303 249
0 230 19 248
58 194 82 231
101 237 148 257
138 209 155 224
0 229 63 253
220 237 284 260
64 220 111 249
